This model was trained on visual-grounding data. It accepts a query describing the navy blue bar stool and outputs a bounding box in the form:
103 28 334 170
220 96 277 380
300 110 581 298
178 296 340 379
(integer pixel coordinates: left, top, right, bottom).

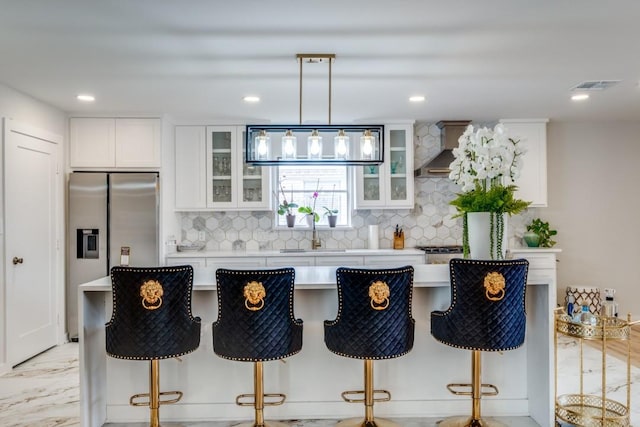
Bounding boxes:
213 268 303 427
431 258 529 427
106 265 201 427
324 266 415 427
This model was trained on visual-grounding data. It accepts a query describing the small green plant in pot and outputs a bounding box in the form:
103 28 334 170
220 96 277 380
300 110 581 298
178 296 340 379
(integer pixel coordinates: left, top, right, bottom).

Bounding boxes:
524 218 557 248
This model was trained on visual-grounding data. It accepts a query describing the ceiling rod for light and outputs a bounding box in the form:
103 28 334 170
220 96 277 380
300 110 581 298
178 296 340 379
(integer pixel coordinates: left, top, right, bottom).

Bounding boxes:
297 53 335 125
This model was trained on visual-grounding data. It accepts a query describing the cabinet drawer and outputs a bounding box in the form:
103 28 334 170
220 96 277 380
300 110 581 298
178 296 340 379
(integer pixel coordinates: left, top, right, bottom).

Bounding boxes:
517 253 557 270
165 257 206 268
266 257 315 267
364 255 425 267
315 256 364 266
206 257 266 269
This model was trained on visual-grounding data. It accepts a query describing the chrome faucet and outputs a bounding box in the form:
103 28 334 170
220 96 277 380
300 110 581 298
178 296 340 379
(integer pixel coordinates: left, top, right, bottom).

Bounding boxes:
311 229 322 250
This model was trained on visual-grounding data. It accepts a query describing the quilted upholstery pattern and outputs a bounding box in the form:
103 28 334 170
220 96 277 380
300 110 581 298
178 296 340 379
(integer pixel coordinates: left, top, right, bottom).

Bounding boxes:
324 266 415 360
212 268 303 362
106 265 201 360
431 258 529 352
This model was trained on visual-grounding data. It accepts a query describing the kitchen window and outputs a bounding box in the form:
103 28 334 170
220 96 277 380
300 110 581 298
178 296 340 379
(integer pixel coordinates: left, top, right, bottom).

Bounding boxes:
275 165 351 228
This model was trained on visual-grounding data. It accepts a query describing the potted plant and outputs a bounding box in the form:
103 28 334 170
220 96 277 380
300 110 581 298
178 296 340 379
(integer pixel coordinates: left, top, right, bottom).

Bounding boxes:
524 218 557 248
298 179 320 227
323 207 338 227
323 184 339 228
449 123 531 259
275 184 298 227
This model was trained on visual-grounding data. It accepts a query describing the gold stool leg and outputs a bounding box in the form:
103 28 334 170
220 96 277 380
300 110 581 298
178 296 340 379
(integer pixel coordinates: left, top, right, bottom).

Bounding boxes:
337 359 399 427
150 359 160 427
438 351 505 427
233 361 289 427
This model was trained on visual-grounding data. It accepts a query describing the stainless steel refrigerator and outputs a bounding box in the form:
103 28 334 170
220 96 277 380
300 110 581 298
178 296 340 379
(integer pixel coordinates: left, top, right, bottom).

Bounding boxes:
67 172 159 339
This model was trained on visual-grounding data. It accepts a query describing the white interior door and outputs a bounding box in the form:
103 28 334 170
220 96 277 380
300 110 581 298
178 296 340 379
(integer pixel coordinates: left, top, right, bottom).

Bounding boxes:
5 120 59 366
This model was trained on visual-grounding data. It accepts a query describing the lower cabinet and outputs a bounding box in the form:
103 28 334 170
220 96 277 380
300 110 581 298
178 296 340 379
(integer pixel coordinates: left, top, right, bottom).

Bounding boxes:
266 257 315 267
166 252 426 269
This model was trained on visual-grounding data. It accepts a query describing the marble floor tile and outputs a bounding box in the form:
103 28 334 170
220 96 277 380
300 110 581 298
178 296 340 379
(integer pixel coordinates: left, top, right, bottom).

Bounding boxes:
0 338 637 427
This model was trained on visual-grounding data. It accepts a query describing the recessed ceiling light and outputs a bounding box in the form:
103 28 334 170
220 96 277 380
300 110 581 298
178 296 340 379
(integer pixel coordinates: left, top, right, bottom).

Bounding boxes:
571 94 589 101
76 94 95 102
409 95 426 102
243 96 260 103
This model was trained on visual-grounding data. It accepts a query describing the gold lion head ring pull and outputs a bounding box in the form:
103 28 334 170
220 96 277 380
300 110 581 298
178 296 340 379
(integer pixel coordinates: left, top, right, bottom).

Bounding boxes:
244 281 266 311
369 280 390 311
484 271 506 301
140 279 164 310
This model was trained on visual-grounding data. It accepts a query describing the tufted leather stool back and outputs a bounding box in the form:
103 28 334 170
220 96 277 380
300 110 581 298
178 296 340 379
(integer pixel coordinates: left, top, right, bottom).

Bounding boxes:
213 267 303 361
105 265 201 427
431 258 529 351
324 266 414 427
430 258 529 427
325 266 415 359
212 268 303 427
106 265 201 360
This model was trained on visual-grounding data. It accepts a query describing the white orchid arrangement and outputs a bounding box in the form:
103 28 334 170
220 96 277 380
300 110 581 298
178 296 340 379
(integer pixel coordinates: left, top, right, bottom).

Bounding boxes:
449 123 526 192
448 123 531 259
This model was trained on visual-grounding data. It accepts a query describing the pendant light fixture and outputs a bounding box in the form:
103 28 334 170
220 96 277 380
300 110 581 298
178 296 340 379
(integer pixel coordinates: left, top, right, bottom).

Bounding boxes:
246 53 384 165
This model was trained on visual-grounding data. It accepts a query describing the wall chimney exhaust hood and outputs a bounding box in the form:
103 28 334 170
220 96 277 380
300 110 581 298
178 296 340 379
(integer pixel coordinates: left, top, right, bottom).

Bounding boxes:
414 120 470 178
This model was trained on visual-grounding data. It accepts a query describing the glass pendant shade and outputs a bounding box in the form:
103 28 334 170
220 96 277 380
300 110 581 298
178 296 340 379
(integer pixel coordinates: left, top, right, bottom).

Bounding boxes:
281 130 297 159
307 130 323 159
254 130 270 160
360 129 375 160
334 129 349 159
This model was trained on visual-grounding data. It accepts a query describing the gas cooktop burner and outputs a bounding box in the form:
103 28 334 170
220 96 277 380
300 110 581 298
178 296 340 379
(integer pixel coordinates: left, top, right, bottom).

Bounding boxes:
416 245 464 254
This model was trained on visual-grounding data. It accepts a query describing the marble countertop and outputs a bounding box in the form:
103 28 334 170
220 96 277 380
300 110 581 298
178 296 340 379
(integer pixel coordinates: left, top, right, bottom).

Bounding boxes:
80 264 448 291
166 248 426 258
80 261 552 292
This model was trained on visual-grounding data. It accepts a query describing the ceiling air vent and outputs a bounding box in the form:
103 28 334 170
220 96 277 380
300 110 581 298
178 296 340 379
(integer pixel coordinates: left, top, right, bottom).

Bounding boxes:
570 80 621 91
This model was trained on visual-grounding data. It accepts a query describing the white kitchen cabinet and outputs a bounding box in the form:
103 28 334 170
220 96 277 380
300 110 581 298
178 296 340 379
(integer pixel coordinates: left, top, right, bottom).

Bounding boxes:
500 119 548 207
114 118 162 167
205 257 266 269
164 257 206 268
206 126 271 211
355 123 414 209
174 125 271 211
175 126 207 209
315 256 364 266
266 257 315 267
69 118 161 168
364 254 425 267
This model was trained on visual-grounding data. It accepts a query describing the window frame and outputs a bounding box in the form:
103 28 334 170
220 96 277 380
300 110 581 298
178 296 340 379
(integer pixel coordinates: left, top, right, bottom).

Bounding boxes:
273 165 353 229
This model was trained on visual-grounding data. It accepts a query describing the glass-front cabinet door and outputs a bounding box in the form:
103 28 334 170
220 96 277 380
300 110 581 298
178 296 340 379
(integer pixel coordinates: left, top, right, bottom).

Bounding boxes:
238 128 270 210
207 126 234 207
355 123 414 209
206 126 270 211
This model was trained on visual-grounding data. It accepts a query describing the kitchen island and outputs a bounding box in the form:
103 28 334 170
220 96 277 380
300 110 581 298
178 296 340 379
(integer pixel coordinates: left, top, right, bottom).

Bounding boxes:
79 250 558 427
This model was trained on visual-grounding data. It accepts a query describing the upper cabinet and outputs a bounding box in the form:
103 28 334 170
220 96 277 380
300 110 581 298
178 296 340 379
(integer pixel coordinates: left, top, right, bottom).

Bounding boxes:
69 118 161 168
500 119 548 207
174 125 271 211
354 123 414 209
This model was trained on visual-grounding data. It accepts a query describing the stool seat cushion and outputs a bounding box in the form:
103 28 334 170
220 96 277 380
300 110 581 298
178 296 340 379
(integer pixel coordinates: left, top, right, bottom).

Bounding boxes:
106 265 201 360
213 268 303 362
431 258 529 352
324 266 415 360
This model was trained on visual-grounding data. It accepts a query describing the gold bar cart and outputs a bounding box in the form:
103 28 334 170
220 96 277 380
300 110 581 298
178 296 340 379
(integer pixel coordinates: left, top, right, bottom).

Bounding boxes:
554 309 637 426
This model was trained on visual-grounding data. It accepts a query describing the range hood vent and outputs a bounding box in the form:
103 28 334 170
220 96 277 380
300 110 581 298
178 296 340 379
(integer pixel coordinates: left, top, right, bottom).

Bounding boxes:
414 120 470 178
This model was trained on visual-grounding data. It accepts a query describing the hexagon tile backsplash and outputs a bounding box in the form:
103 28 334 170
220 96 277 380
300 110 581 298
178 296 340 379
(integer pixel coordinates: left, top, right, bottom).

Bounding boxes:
178 123 540 252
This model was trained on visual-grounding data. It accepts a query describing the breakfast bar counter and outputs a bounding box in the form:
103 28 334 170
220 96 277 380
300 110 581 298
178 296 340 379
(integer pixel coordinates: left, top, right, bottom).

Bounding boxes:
80 252 558 426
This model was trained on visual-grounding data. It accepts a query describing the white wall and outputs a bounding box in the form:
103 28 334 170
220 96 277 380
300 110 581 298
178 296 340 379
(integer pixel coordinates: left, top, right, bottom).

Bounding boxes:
0 82 67 373
546 121 640 319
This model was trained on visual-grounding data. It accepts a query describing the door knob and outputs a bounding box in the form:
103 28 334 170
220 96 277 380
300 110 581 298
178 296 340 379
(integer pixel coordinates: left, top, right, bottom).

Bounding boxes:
12 257 23 265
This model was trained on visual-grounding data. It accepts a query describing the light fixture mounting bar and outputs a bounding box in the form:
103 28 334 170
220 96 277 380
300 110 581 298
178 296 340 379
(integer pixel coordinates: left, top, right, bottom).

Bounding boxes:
296 53 336 125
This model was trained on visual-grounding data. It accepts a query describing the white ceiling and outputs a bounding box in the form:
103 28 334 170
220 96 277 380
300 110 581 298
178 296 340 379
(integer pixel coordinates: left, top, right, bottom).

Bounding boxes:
1 0 639 123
